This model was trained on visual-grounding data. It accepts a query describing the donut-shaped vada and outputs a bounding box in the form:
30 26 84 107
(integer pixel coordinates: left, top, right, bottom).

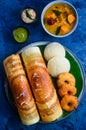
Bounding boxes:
58 85 77 97
60 95 78 112
57 72 75 88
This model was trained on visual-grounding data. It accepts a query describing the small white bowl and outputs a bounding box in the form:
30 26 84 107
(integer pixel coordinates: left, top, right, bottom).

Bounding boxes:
41 0 78 38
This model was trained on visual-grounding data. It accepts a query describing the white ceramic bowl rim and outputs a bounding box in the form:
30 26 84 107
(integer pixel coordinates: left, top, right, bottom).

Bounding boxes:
41 0 78 38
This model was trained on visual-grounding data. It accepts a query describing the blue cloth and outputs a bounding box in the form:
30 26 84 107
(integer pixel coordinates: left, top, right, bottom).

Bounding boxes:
0 0 86 130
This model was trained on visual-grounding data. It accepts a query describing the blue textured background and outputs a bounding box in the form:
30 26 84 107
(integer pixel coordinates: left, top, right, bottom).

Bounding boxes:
0 0 86 130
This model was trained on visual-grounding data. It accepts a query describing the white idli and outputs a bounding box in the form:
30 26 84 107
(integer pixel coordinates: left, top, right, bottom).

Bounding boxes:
47 56 70 77
44 42 65 61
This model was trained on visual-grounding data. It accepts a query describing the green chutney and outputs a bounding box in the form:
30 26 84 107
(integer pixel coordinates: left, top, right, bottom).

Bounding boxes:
13 27 29 43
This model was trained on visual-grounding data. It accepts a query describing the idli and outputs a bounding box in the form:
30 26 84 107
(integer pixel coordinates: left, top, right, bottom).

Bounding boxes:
44 42 65 61
47 56 70 77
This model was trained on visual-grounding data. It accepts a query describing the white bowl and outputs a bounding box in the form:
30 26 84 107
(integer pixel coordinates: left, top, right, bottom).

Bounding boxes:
41 0 78 38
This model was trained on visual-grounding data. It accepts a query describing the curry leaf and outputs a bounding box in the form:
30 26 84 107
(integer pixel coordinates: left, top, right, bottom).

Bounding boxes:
56 26 61 35
65 12 71 25
52 10 61 16
25 10 34 20
66 18 71 25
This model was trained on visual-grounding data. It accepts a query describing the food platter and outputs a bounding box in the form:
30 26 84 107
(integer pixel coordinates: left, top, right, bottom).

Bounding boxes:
4 41 85 123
